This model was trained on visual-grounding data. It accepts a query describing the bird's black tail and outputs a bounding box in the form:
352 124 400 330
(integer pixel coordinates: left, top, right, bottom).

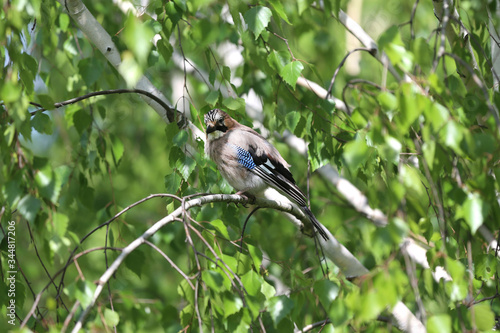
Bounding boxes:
303 207 329 241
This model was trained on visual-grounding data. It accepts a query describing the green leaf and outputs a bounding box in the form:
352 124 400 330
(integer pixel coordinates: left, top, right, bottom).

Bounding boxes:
377 91 397 111
78 57 103 86
119 52 143 87
17 195 41 223
297 0 311 15
157 39 173 64
475 254 497 281
73 109 92 134
396 83 424 130
285 111 301 133
357 290 385 321
3 179 23 207
471 303 495 331
280 61 304 89
441 121 465 154
165 172 182 194
244 6 272 40
97 135 106 158
210 219 230 239
21 52 38 74
123 14 155 65
427 314 451 333
378 26 413 70
110 134 125 166
400 164 425 197
104 308 120 327
425 102 448 131
20 67 34 94
261 280 276 299
205 90 220 106
173 0 187 12
343 135 370 171
247 244 263 272
59 13 70 31
52 212 69 237
422 141 436 170
223 292 243 318
222 66 231 81
241 270 261 296
31 112 53 135
461 193 486 234
222 97 246 110
313 280 339 309
445 259 467 301
202 270 224 292
64 280 96 308
177 156 196 181
266 295 294 326
472 132 496 157
173 130 189 147
413 37 433 72
267 50 288 73
328 298 353 326
124 249 146 278
269 0 291 24
208 69 216 86
1 81 21 103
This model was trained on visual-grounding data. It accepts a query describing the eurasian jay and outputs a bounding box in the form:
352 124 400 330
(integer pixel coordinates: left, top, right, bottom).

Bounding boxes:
204 108 329 241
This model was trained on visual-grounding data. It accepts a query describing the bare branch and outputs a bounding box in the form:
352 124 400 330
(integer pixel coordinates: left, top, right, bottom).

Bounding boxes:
144 240 195 290
326 47 376 98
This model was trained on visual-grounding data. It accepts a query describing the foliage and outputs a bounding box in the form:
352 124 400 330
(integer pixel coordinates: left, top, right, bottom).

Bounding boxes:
1 0 499 332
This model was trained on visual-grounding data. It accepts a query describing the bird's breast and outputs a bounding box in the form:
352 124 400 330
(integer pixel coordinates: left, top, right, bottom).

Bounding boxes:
206 139 266 194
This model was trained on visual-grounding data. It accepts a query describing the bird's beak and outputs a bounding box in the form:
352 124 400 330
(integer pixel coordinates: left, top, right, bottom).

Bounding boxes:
206 124 216 134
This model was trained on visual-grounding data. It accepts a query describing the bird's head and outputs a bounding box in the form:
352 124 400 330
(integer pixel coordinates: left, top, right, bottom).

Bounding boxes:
204 109 234 140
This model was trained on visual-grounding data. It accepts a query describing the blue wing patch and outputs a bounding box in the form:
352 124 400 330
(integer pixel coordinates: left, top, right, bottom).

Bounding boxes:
228 144 256 169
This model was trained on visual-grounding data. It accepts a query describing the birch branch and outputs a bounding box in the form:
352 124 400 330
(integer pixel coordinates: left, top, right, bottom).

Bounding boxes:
59 2 425 331
68 193 368 332
335 9 409 83
56 0 204 140
56 0 371 287
490 5 500 90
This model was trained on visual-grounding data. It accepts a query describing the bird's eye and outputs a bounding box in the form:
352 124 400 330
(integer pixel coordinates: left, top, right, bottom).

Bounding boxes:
218 117 225 124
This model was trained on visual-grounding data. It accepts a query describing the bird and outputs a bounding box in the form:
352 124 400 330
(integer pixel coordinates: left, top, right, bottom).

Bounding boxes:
203 108 329 241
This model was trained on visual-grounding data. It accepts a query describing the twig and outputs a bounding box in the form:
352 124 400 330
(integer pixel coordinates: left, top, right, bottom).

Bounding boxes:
297 319 330 332
61 300 80 333
432 0 450 71
194 278 203 333
144 240 195 290
55 194 180 301
21 247 122 328
443 52 500 131
467 239 477 332
68 193 343 332
326 47 375 98
29 89 178 124
240 207 261 252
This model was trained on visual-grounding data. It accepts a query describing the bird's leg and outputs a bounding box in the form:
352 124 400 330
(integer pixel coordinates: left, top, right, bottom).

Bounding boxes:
235 190 256 206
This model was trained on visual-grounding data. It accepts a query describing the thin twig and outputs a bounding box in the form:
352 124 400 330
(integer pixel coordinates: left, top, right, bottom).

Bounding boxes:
144 240 195 290
240 207 261 252
443 52 500 131
29 89 177 123
21 247 122 328
326 47 375 98
297 319 330 332
55 194 180 301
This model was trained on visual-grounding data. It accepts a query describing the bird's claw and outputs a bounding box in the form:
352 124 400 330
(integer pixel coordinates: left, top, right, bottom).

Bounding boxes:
235 191 256 206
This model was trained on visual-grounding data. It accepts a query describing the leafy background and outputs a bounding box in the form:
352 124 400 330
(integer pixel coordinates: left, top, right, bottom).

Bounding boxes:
1 0 499 332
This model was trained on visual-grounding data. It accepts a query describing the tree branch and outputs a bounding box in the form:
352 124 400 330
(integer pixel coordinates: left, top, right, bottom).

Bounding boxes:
56 0 203 139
